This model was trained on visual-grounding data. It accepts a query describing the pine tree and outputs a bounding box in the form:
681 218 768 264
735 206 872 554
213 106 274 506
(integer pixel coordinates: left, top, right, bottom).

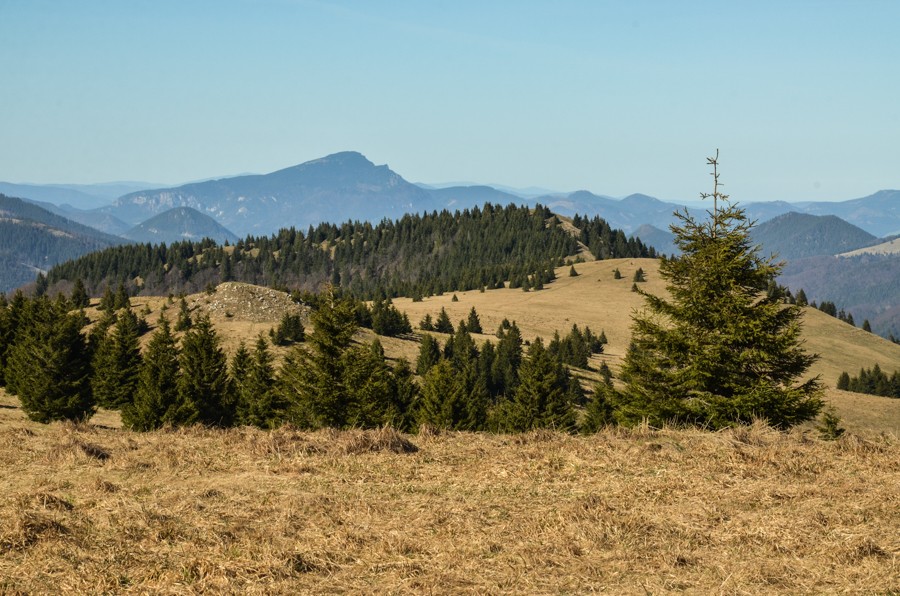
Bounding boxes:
270 312 305 346
862 319 872 333
836 371 851 391
416 333 442 376
492 321 523 396
91 308 142 410
174 314 234 426
795 288 808 307
417 359 468 430
435 307 454 334
343 339 400 428
500 338 577 432
70 278 90 309
234 336 280 428
0 293 11 387
633 267 645 282
34 273 48 297
277 287 358 428
388 359 419 431
569 265 579 277
816 407 845 440
175 297 192 332
583 378 615 433
230 342 253 423
466 306 483 334
6 298 95 423
613 268 622 280
114 282 130 310
613 152 823 429
98 285 115 314
121 316 180 430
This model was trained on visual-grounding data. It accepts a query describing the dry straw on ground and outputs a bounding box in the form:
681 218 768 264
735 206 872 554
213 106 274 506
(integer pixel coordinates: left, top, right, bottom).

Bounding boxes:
1 402 897 594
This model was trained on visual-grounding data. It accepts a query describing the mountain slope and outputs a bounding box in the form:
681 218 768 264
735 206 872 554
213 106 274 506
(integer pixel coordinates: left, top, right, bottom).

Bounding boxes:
0 182 112 210
21 197 132 236
630 224 677 256
778 253 900 338
0 194 125 293
421 185 522 209
751 212 878 259
106 152 434 236
124 207 239 245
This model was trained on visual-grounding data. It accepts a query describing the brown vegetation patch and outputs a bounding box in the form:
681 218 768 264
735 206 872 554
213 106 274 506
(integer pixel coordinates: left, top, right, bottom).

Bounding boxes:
0 416 897 593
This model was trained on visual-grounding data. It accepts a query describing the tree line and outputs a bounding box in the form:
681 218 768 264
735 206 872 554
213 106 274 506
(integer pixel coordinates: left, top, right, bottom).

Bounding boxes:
837 365 900 399
44 203 655 301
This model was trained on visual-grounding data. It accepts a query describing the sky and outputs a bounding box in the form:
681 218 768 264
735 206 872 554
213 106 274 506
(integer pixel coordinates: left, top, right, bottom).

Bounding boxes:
1 0 898 202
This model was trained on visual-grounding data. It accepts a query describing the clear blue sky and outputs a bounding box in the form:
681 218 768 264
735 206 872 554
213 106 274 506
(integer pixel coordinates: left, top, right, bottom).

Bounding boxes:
1 0 897 202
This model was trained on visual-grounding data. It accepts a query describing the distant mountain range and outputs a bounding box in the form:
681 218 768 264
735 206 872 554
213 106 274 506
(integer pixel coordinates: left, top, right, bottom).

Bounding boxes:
0 181 158 211
123 207 239 245
103 152 435 237
5 151 899 240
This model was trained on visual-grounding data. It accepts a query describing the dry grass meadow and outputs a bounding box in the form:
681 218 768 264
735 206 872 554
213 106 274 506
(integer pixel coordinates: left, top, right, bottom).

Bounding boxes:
1 391 898 594
3 258 900 593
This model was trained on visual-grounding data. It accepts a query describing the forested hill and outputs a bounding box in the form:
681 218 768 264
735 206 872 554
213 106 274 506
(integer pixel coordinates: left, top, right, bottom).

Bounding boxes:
0 194 124 293
750 212 877 259
45 203 655 299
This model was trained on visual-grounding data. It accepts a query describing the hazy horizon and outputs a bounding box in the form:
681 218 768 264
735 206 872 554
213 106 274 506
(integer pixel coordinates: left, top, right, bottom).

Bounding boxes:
2 1 898 203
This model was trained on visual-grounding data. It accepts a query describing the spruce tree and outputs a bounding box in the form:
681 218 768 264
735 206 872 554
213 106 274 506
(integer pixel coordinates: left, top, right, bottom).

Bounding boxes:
416 333 442 376
98 285 115 314
613 152 823 429
492 320 523 396
6 298 95 423
174 314 234 426
114 282 131 310
234 336 280 428
71 278 90 309
91 308 142 410
0 294 10 387
435 307 454 334
343 339 399 428
836 371 851 391
389 358 419 431
122 316 180 430
466 306 483 334
175 297 192 332
417 359 468 430
500 338 577 433
230 342 253 423
277 287 358 428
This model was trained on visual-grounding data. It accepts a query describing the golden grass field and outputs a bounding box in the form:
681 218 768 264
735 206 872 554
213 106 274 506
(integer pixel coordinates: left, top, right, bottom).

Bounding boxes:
1 393 898 594
2 258 900 593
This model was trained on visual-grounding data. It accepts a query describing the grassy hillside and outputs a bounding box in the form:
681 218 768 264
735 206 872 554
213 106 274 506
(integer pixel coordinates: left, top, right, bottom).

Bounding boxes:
389 258 900 435
1 395 897 594
65 258 900 435
841 236 900 257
